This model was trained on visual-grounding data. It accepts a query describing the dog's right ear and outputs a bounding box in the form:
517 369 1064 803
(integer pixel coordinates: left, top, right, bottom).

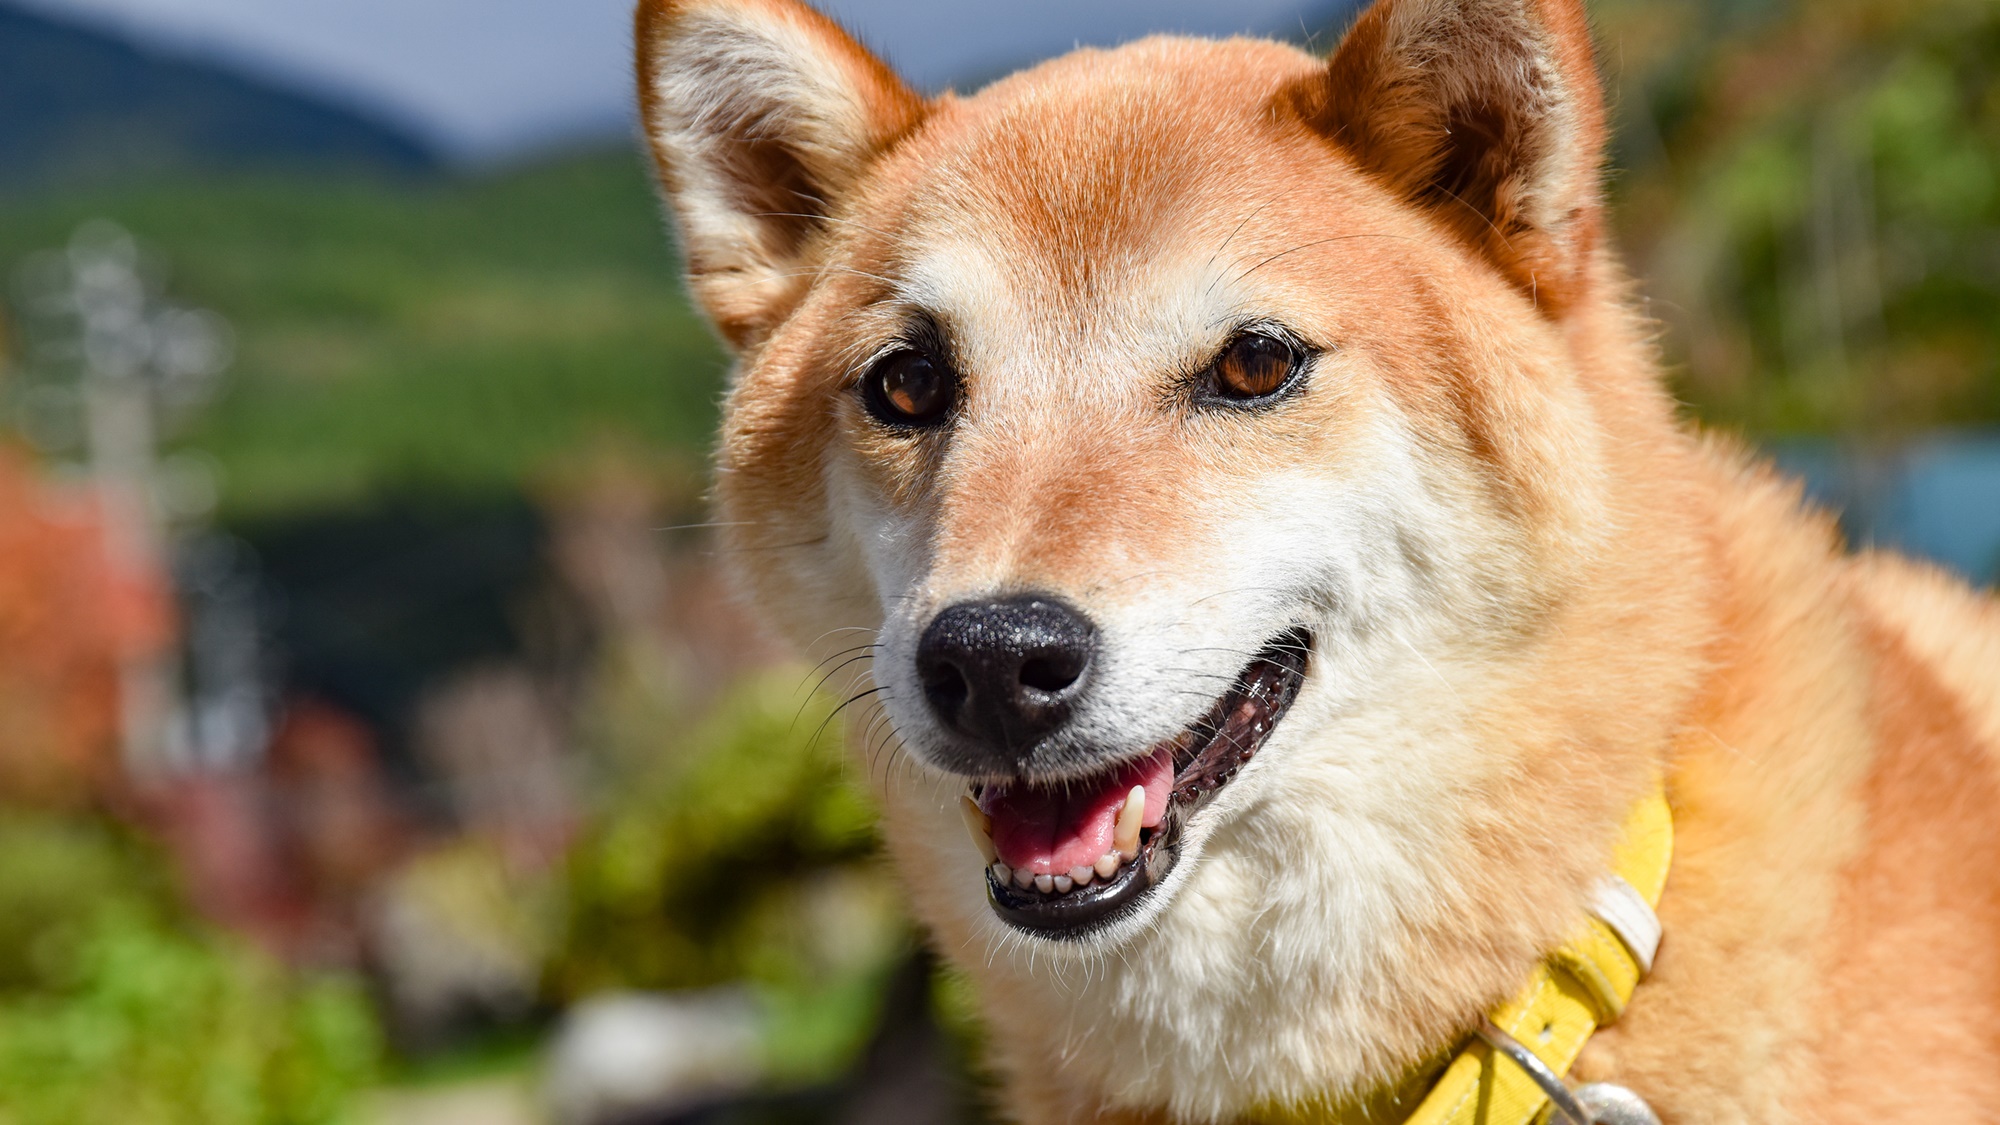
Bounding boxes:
635 0 925 349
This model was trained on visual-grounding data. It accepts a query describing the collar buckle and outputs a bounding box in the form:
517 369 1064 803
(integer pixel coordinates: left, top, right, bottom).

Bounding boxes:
1475 1020 1661 1125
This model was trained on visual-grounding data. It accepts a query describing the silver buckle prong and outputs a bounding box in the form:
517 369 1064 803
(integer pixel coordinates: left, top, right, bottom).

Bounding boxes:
1476 1019 1593 1125
1475 1020 1662 1125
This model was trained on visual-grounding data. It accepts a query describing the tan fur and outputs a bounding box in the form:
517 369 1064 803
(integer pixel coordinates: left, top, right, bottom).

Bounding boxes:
633 0 2000 1119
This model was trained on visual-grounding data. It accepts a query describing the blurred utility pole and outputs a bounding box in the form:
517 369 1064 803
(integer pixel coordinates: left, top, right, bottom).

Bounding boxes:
12 220 233 777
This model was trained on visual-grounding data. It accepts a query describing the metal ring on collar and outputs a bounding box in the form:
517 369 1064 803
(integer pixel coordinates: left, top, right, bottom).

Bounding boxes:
1475 1019 1593 1125
1474 1020 1663 1125
1572 1084 1663 1125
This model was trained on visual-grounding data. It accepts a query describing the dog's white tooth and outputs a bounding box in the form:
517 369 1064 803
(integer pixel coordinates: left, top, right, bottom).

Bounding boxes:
1114 785 1145 858
991 862 1011 886
1034 873 1055 894
1095 852 1120 879
1053 875 1073 893
959 795 998 864
1068 865 1094 886
1015 866 1036 890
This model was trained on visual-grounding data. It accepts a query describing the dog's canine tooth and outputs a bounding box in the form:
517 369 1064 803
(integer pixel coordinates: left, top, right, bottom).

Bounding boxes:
1094 852 1120 880
1054 875 1074 893
1114 785 1145 858
959 795 998 864
1034 873 1055 894
1068 864 1094 886
992 862 1012 886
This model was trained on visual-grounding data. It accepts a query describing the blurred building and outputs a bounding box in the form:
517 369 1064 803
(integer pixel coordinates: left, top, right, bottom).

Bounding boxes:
1781 435 2000 586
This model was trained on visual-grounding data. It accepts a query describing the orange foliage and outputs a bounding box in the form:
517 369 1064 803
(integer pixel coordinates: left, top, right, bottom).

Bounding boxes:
0 450 174 805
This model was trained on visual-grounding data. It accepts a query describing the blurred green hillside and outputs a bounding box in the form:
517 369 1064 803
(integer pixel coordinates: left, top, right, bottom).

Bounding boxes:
0 2 435 194
0 151 726 519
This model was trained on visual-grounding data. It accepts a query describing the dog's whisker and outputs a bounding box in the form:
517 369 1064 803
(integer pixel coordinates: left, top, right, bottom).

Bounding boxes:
768 263 900 288
808 683 890 751
751 210 898 242
1187 584 1295 606
789 650 878 730
650 519 758 533
700 535 829 555
801 648 879 699
1232 231 1420 283
802 624 879 651
799 640 879 674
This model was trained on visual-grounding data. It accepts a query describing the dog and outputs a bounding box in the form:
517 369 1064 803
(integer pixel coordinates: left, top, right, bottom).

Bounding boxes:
632 0 2000 1119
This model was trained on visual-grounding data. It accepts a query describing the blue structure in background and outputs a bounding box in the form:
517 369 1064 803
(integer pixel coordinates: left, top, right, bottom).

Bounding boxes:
1772 434 2000 588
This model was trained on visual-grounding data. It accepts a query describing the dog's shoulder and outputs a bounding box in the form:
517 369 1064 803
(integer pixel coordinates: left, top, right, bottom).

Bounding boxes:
1848 550 2000 764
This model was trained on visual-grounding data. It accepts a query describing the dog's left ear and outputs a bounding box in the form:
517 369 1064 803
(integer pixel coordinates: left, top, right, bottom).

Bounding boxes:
1294 0 1606 314
635 0 926 349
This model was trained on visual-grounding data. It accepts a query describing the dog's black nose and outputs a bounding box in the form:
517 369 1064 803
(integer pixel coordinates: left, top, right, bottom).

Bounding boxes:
917 595 1096 757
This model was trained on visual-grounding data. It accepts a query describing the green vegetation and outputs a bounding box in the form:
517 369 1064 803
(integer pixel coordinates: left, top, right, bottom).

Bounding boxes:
0 812 381 1125
1602 0 2000 434
0 151 725 517
558 668 902 1085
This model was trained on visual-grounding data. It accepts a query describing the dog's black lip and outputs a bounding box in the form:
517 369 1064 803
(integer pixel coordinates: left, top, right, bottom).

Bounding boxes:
984 626 1312 939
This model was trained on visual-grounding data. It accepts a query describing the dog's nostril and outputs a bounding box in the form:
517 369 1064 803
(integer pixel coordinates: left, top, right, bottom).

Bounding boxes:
922 661 971 712
1019 655 1082 694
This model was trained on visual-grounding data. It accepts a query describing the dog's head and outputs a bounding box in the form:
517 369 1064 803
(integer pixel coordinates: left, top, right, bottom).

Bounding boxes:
639 0 1682 1112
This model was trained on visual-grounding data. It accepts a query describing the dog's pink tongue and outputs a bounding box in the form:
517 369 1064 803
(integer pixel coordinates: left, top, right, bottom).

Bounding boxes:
981 749 1171 875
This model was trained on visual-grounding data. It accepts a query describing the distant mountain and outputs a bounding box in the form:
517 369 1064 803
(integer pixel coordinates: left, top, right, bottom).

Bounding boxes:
0 2 437 193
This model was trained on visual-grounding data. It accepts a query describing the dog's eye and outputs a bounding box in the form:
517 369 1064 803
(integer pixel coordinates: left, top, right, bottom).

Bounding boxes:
862 349 955 427
1204 332 1300 403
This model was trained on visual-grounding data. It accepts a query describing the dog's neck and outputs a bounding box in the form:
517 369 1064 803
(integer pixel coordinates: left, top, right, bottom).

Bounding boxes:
1251 784 1671 1125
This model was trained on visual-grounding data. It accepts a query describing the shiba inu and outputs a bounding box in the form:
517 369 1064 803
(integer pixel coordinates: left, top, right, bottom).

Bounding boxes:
631 0 2000 1119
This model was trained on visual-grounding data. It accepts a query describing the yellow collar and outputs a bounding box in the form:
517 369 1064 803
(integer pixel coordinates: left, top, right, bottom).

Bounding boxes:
1257 786 1673 1125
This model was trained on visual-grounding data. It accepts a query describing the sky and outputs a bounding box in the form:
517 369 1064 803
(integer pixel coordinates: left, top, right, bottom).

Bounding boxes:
14 0 1356 160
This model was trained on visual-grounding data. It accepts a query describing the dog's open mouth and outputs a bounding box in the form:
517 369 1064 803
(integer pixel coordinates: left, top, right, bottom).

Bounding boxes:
959 628 1311 938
